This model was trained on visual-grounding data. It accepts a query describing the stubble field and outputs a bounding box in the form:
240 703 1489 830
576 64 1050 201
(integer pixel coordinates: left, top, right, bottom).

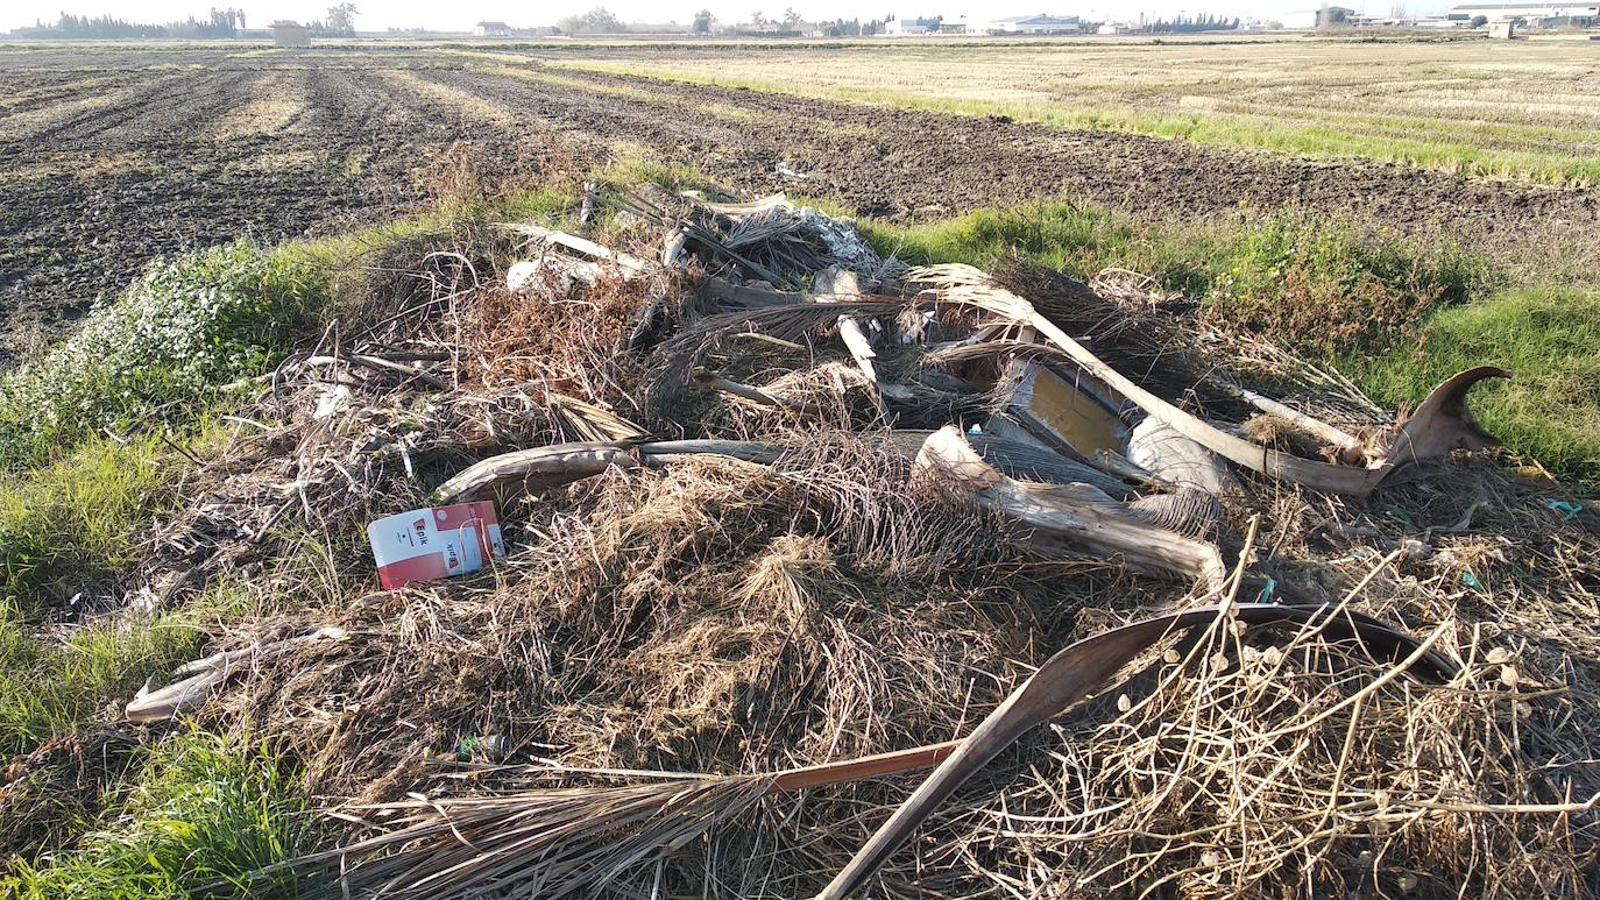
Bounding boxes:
546 35 1600 185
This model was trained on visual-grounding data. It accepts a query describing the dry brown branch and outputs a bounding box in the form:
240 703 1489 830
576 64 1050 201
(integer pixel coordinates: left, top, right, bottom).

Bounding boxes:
913 264 1507 496
914 426 1227 587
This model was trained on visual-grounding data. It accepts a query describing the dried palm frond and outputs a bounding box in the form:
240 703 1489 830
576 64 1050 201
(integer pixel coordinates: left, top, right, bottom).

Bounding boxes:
1001 260 1388 426
254 733 975 900
645 300 905 418
922 263 1244 417
546 391 644 443
277 775 773 899
920 337 1075 370
720 206 834 283
910 266 1504 497
1128 487 1222 537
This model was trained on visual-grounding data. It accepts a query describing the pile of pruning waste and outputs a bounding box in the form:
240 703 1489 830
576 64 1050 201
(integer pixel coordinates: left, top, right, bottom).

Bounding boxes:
83 184 1600 897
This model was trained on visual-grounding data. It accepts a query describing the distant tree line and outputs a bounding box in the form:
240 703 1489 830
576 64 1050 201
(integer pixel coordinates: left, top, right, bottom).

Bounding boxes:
557 7 626 33
10 5 358 39
813 18 884 35
1145 13 1241 33
686 6 882 35
555 7 696 34
12 9 248 38
548 5 881 36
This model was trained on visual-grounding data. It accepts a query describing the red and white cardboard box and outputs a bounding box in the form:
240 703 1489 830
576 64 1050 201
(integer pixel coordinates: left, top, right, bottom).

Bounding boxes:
367 502 506 590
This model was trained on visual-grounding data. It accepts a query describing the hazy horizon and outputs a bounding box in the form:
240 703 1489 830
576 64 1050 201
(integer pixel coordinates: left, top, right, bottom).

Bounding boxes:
2 0 1453 34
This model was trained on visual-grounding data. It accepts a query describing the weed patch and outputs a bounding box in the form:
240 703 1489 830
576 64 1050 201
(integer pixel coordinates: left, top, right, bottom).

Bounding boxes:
1194 215 1488 357
1356 286 1600 492
5 733 310 898
0 612 201 757
0 437 174 617
0 244 324 470
863 202 1143 275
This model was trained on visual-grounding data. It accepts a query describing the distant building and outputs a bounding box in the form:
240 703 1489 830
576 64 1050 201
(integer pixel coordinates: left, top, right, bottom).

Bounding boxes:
271 21 310 46
1315 6 1357 27
1446 2 1599 25
884 16 942 34
473 21 513 36
979 13 1082 33
1348 12 1468 26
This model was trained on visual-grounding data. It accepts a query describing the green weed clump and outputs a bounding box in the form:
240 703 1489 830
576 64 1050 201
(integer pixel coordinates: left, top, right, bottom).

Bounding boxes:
0 243 325 471
866 205 1488 358
0 437 173 616
0 611 200 756
6 734 310 899
864 201 1142 275
1356 286 1600 492
1195 215 1488 357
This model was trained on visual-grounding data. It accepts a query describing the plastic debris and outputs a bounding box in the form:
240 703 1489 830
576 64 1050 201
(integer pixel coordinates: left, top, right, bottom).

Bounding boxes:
367 502 506 590
1547 498 1583 522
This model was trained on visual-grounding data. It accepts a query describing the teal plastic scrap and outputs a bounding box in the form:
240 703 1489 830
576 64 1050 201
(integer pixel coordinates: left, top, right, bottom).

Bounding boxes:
1257 576 1278 604
1546 499 1583 522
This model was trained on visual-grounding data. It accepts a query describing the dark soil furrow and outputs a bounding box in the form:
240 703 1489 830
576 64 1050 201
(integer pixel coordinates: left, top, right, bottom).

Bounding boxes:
80 70 255 146
1 47 1596 365
425 67 768 156
480 64 1600 242
6 70 201 147
0 71 136 119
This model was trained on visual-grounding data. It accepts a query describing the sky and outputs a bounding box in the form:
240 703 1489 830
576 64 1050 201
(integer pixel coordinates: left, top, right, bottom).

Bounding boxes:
4 0 1443 32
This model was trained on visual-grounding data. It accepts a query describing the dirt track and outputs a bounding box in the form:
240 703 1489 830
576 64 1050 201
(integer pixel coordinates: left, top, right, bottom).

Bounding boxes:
1 46 1595 360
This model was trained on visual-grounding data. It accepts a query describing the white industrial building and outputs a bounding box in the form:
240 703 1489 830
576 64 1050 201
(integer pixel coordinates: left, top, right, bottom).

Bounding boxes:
884 15 946 34
977 13 1083 33
1445 2 1600 23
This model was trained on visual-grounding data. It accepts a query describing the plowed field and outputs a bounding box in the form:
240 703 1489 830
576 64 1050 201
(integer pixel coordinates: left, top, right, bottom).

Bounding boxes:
1 44 1595 359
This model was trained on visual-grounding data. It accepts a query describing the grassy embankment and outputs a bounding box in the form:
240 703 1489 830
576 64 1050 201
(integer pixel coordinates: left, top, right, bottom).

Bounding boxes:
0 162 1592 891
542 47 1600 188
0 242 327 893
